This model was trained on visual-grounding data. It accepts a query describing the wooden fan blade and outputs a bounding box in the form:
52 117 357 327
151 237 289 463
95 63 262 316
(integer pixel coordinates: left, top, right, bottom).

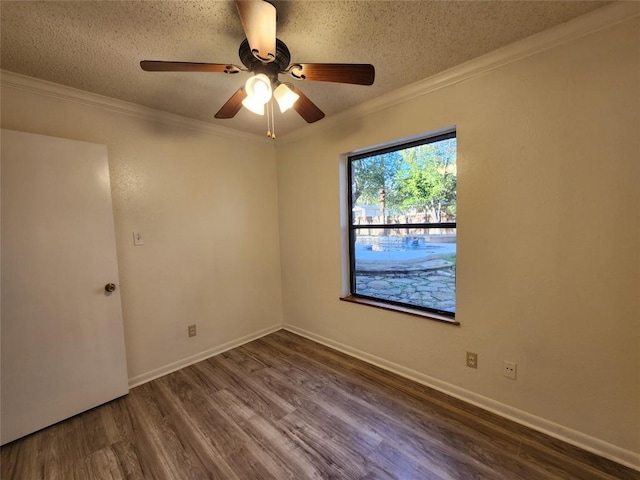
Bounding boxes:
140 61 242 74
214 88 248 119
288 63 375 85
235 0 276 63
288 85 325 123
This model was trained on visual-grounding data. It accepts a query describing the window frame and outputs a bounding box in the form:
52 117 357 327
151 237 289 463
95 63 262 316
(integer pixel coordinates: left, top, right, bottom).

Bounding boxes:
345 130 458 322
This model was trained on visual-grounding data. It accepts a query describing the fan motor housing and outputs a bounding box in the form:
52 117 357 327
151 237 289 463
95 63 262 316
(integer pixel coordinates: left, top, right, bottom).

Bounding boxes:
239 38 291 73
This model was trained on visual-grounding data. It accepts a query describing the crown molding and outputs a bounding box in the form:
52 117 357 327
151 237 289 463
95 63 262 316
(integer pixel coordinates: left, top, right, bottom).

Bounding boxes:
277 2 640 146
0 70 273 145
2 3 637 147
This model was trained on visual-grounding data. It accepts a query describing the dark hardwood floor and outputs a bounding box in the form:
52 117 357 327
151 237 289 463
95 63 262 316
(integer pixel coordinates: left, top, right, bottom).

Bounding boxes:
2 329 638 479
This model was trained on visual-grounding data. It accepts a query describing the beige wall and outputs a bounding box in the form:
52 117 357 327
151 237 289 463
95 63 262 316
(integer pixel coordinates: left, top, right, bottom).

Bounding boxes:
1 6 637 466
1 85 283 381
276 16 639 458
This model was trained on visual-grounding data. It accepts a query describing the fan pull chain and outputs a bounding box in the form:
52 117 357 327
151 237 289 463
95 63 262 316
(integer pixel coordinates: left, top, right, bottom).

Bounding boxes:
266 99 272 138
270 100 275 139
266 99 276 139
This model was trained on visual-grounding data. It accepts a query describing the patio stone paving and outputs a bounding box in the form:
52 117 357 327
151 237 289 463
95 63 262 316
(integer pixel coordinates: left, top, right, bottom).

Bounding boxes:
355 265 456 313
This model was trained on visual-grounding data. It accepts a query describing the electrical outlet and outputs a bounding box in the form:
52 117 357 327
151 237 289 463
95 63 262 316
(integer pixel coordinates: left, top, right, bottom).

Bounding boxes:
188 324 196 337
466 352 478 369
504 361 517 380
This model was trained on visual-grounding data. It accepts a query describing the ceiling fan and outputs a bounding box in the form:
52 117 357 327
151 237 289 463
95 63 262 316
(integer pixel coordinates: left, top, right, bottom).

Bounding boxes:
140 0 375 137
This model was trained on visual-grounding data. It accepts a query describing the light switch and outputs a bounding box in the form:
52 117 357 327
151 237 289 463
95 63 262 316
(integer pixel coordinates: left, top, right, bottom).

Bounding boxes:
133 232 144 246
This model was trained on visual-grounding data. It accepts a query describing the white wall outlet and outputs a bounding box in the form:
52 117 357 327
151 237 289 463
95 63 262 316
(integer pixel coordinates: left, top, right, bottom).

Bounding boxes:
466 352 478 369
133 232 144 246
504 361 517 380
188 324 196 337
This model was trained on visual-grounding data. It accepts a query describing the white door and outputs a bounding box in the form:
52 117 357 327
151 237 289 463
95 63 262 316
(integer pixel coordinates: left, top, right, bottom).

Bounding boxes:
1 129 129 445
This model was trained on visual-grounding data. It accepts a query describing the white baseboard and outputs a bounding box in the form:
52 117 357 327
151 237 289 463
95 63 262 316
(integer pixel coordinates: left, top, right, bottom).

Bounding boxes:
127 323 283 388
283 324 640 471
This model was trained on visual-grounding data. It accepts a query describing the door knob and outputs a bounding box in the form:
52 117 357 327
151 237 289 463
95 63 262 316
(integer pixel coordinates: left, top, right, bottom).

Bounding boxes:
105 283 116 293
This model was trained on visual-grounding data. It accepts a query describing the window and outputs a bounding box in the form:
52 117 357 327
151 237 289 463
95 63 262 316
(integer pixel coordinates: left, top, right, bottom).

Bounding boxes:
346 130 457 320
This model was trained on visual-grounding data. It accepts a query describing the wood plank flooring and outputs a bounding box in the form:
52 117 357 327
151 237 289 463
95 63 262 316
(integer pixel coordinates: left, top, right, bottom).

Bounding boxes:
2 330 638 479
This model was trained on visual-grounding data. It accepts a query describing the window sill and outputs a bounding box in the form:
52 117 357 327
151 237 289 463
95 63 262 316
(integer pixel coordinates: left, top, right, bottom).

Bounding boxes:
340 295 459 325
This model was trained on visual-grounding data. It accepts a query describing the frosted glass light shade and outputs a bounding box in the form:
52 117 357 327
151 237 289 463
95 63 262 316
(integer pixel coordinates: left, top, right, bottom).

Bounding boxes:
244 74 272 104
273 83 300 113
241 96 265 115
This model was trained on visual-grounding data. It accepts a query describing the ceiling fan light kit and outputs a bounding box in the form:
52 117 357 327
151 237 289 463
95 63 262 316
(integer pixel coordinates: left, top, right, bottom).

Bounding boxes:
244 73 272 104
273 83 300 113
241 95 266 116
140 0 375 138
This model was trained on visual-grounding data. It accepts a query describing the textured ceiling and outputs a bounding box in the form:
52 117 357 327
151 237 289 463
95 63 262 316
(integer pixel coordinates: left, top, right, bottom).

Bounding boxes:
1 1 608 138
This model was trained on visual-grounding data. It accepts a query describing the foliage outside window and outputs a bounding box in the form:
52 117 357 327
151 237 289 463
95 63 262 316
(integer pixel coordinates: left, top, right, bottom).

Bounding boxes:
348 131 457 318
